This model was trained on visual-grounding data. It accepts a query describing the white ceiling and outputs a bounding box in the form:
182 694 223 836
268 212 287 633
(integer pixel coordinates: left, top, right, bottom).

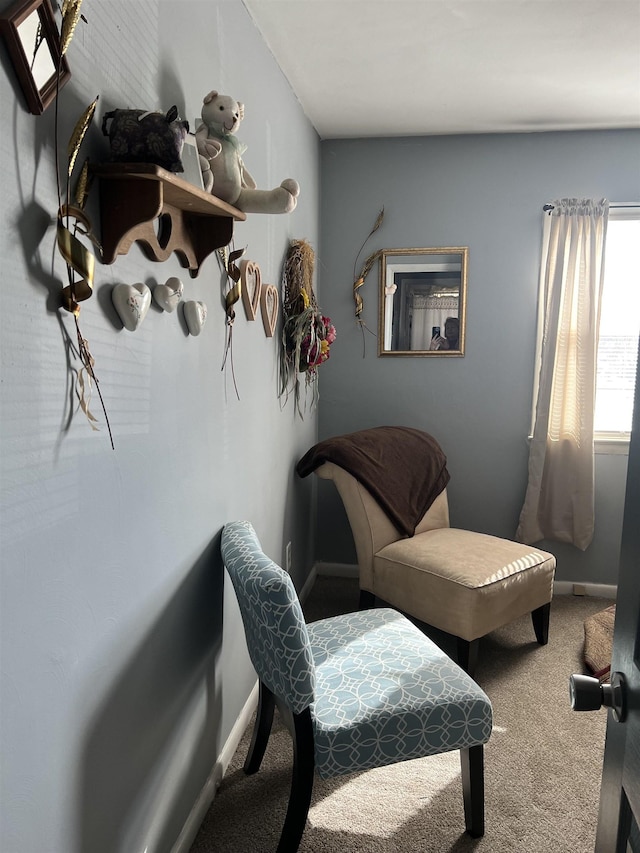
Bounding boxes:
243 0 640 139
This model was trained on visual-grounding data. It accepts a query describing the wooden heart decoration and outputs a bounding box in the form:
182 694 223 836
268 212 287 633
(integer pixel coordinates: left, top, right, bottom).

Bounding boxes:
240 260 262 321
184 300 208 336
153 276 184 312
260 284 279 337
112 282 151 331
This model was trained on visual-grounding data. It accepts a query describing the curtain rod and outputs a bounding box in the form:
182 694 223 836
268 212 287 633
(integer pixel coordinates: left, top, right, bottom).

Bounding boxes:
543 202 638 211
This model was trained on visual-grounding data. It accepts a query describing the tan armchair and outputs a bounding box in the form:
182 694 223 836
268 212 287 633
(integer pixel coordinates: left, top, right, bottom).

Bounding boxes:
300 428 556 677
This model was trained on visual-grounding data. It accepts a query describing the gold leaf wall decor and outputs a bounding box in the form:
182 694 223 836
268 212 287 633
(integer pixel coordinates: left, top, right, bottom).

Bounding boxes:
60 0 84 56
67 96 98 177
352 207 385 355
51 3 112 447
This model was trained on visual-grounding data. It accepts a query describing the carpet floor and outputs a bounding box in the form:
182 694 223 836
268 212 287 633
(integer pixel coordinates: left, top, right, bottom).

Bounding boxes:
190 577 610 853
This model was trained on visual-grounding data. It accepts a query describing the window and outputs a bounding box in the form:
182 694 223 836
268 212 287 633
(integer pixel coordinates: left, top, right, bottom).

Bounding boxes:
594 209 640 437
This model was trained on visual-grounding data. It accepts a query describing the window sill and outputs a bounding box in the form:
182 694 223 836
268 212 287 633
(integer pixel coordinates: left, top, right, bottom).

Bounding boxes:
594 435 630 455
526 435 630 455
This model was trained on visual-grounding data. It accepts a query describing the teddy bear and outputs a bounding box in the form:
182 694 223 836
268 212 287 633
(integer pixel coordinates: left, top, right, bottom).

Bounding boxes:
195 90 299 214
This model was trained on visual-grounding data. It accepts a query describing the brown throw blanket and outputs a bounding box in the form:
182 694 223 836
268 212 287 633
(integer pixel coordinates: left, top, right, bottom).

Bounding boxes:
296 426 450 536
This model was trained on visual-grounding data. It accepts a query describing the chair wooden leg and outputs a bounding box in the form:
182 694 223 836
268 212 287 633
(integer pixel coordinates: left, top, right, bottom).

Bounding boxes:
460 745 485 837
456 637 480 677
244 681 276 775
532 602 551 645
359 589 376 610
277 708 315 853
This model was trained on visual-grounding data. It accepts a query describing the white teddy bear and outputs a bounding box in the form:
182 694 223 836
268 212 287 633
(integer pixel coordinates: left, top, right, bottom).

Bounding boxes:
195 90 300 214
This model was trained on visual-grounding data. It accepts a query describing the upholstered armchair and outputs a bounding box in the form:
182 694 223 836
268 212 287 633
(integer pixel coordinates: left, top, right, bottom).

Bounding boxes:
222 520 493 853
297 427 556 676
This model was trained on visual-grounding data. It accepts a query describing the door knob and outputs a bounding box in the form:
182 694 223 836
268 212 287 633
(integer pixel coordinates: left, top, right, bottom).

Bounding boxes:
569 671 627 722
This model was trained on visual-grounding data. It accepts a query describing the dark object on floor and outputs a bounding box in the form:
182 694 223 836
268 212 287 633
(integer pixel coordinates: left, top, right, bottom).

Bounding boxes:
221 520 493 853
584 604 616 682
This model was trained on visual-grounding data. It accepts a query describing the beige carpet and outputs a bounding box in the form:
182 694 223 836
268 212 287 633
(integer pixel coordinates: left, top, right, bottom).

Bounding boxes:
190 578 609 853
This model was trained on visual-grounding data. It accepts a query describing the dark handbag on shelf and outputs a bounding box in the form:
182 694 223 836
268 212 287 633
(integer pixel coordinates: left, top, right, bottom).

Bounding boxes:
101 105 188 173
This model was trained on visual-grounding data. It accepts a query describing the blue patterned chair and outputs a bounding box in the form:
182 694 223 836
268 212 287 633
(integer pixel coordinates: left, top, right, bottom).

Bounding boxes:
221 520 493 853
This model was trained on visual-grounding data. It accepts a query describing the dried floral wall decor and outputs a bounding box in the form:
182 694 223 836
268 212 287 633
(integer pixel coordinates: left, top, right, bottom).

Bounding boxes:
53 1 113 446
352 207 385 355
280 239 336 417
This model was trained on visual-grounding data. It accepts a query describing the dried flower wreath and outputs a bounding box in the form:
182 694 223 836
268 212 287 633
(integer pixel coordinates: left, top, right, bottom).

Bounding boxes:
280 239 336 417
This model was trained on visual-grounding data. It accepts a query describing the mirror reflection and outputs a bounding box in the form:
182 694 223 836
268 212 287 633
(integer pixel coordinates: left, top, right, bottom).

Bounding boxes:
18 10 55 90
378 247 468 356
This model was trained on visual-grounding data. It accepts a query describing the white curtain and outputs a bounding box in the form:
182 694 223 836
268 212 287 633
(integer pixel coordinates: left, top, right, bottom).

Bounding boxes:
410 295 458 350
516 198 609 550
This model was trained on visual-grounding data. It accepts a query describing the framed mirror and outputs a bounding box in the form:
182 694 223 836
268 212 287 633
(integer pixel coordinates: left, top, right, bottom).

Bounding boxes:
0 0 70 115
378 247 468 357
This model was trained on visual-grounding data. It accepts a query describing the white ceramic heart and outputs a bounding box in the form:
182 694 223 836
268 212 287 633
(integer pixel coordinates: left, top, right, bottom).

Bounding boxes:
240 260 262 321
184 300 207 336
153 277 184 312
112 283 151 331
260 284 279 337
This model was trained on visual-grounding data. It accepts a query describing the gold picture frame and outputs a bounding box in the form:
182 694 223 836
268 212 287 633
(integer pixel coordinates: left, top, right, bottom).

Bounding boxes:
378 247 468 356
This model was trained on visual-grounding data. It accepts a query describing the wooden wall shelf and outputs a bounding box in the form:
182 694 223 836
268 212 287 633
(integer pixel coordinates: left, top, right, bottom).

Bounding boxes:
91 163 246 277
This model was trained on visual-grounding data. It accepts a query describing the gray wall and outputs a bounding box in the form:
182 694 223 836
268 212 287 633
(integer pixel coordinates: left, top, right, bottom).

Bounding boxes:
0 2 320 851
317 130 640 584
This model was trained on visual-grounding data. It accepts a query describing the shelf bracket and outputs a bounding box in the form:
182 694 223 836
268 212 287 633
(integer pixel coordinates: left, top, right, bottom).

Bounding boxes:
91 164 245 278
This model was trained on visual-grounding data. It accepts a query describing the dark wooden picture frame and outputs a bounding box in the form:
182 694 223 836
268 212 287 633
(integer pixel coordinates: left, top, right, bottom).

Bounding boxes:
0 0 70 115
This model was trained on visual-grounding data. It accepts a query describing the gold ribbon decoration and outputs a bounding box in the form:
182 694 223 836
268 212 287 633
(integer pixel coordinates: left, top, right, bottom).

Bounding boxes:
225 277 241 324
57 205 96 314
222 246 246 324
218 245 246 401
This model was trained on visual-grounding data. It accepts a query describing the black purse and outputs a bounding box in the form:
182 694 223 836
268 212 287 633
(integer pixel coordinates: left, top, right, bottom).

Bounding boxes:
101 105 188 173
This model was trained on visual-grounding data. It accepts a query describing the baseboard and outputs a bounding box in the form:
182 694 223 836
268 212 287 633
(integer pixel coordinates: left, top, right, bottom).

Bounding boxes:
315 562 618 600
553 581 617 599
170 680 259 853
316 561 359 578
298 564 318 603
